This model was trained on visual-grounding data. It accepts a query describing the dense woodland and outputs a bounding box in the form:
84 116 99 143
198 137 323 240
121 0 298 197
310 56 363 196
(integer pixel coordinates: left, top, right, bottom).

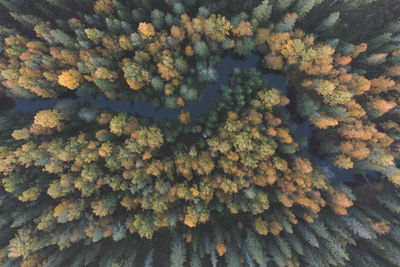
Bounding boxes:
1 0 400 266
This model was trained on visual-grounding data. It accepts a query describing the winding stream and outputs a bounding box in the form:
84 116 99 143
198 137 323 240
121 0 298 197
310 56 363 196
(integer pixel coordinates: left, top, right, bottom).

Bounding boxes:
5 54 357 183
9 54 287 121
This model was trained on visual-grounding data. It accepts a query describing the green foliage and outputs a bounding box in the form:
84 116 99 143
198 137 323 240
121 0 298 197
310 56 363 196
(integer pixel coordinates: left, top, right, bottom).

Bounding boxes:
294 0 317 18
316 12 340 32
252 0 272 27
170 237 186 267
234 37 255 56
110 113 128 136
0 1 399 266
8 227 38 259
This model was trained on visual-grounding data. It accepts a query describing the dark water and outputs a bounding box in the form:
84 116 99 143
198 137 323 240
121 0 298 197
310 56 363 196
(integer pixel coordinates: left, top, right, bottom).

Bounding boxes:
10 54 287 121
6 54 356 183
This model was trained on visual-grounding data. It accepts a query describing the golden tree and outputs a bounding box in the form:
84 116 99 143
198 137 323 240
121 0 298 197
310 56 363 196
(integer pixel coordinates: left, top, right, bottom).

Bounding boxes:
58 69 81 90
138 22 156 40
33 109 64 129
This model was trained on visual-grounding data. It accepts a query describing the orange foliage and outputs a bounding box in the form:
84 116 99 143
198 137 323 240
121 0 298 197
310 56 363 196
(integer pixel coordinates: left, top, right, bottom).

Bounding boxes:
386 64 400 77
312 116 339 129
329 190 353 215
185 45 193 56
372 220 390 235
264 54 283 70
94 0 114 14
232 21 253 37
171 26 185 42
340 140 370 160
266 32 290 54
338 119 375 140
269 219 283 235
370 76 396 94
215 242 227 256
367 97 397 114
179 111 191 125
142 151 152 160
177 97 185 107
276 128 293 143
294 157 313 173
346 99 366 118
351 43 367 58
335 155 354 170
335 55 352 66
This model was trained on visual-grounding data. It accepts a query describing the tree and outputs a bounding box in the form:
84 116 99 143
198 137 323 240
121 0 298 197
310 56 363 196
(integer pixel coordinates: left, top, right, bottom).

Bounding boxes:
252 0 272 27
33 109 64 129
122 59 151 90
8 227 38 259
170 237 186 267
109 113 128 136
234 37 255 56
179 111 191 125
91 194 118 217
275 13 298 33
257 88 281 109
94 0 114 14
232 21 253 37
138 22 155 40
316 12 340 32
58 69 81 90
275 0 295 11
294 0 317 19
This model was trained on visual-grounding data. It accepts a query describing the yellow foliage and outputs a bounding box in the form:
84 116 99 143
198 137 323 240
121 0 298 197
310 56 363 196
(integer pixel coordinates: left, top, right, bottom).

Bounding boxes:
138 22 155 40
94 67 118 81
99 142 113 158
119 35 133 50
58 69 81 90
254 217 268 235
34 109 64 129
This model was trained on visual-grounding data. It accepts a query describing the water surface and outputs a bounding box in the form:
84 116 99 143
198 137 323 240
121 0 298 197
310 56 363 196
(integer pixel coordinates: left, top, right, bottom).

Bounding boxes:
10 54 286 121
6 54 357 183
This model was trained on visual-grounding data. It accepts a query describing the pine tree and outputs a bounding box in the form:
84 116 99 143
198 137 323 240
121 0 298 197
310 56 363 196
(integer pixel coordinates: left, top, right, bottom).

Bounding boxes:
316 12 340 32
144 248 154 267
275 0 295 11
274 13 297 32
252 0 272 27
170 237 186 267
294 0 316 19
297 222 319 248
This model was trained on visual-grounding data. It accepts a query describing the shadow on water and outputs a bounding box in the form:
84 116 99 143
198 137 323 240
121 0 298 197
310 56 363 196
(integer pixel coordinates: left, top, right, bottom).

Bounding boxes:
4 54 357 183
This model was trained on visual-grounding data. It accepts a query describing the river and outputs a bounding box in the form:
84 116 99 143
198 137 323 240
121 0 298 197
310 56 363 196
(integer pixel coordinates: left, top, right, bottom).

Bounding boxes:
3 54 358 183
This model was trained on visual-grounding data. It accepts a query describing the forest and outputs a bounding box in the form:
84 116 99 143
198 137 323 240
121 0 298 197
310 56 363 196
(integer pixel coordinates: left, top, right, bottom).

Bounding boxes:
1 0 400 266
